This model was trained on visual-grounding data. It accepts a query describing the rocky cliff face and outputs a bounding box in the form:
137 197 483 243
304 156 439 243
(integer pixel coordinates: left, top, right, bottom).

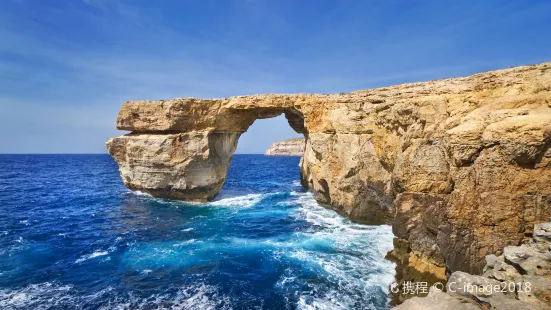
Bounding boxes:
395 222 551 310
106 62 551 279
265 138 305 156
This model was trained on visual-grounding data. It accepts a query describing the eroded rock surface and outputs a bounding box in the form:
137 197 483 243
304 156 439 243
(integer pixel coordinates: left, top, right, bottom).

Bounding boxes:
265 138 305 156
107 62 551 276
394 222 551 310
106 131 239 201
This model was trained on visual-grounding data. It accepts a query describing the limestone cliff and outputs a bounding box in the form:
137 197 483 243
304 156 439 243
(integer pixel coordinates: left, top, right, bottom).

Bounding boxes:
265 138 305 156
107 62 551 279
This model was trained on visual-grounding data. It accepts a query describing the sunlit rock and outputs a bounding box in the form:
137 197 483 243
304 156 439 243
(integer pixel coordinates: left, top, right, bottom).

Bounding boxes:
265 138 305 156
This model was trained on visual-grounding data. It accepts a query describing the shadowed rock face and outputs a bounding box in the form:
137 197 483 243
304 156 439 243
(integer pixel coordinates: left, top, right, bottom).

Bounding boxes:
107 62 551 276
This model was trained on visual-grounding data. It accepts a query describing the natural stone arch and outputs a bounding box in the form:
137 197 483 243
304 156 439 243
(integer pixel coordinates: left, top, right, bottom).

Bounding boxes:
107 98 309 202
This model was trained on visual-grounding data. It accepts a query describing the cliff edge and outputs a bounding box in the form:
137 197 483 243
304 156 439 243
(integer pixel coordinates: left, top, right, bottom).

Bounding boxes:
265 138 305 156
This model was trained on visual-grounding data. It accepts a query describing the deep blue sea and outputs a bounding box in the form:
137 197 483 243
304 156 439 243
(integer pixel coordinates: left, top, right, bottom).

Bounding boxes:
0 154 395 309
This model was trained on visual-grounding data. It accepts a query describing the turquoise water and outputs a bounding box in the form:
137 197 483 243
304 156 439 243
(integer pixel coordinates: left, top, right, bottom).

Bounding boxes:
0 154 395 309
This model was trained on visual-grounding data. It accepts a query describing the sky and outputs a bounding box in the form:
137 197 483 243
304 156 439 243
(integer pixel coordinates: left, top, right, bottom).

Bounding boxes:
0 0 550 154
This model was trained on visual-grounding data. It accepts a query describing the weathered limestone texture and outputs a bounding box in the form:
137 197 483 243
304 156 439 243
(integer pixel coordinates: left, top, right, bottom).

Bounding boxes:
265 138 305 156
394 222 551 310
107 62 551 277
106 131 239 201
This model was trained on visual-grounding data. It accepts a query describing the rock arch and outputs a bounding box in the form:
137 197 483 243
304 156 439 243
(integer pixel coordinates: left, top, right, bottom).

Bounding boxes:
107 97 311 202
107 62 551 277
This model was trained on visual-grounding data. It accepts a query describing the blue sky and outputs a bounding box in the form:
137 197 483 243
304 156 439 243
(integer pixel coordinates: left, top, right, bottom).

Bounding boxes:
0 0 550 153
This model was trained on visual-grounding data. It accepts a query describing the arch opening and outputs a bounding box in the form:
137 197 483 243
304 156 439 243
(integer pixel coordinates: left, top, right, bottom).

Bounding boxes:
234 113 304 155
211 110 307 199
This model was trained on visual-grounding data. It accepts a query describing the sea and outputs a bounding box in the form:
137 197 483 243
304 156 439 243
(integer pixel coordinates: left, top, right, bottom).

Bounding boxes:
0 154 395 310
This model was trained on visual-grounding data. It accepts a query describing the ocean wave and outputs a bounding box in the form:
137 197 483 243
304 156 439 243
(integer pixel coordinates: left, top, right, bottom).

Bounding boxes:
282 192 396 307
207 193 264 209
1 152 394 309
0 282 74 310
170 283 232 310
172 239 196 247
0 282 233 310
75 250 110 264
131 190 153 197
297 295 348 310
129 188 296 213
129 189 267 210
206 191 294 210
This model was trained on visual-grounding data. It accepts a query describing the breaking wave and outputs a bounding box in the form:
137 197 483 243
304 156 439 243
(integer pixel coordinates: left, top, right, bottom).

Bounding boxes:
75 250 110 264
207 193 265 209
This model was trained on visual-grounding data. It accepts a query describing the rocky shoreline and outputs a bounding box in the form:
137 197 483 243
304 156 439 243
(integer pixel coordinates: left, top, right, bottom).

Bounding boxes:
394 222 551 309
107 61 551 305
265 138 305 156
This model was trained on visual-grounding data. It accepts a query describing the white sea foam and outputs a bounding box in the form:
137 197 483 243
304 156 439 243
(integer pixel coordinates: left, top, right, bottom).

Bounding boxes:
0 282 74 310
131 189 275 211
275 200 294 207
132 190 152 197
75 250 109 263
1 231 8 236
170 283 232 310
98 283 233 310
297 295 348 310
172 239 196 247
207 193 264 209
0 282 233 310
181 228 194 232
292 180 302 187
282 192 396 308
